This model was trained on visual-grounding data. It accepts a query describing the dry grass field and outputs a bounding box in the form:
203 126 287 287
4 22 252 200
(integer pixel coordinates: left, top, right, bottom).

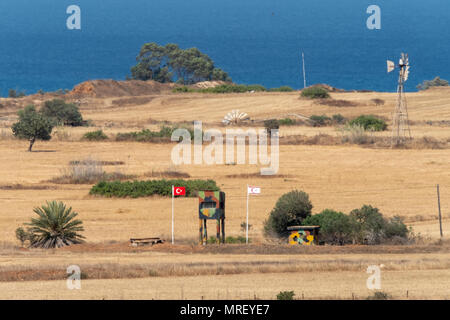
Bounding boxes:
0 86 449 299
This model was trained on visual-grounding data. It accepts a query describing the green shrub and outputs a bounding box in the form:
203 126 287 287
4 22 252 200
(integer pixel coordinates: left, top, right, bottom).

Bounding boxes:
90 179 219 198
310 114 331 127
83 130 108 141
225 236 248 244
350 205 409 244
264 190 313 237
40 99 84 126
269 86 294 92
349 115 387 131
278 118 297 126
301 86 330 99
303 209 357 245
15 227 30 247
277 291 295 300
116 125 197 142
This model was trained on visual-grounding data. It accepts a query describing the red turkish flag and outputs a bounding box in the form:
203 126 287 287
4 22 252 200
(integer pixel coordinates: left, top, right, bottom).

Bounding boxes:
173 186 186 196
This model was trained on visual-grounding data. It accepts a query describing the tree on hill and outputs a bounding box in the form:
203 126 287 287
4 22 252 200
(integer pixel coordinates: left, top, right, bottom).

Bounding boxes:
417 77 449 91
130 42 231 84
12 105 54 151
40 99 84 126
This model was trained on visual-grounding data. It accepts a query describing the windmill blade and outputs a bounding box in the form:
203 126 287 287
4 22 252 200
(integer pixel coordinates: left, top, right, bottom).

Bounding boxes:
387 60 395 73
222 110 250 125
403 65 410 82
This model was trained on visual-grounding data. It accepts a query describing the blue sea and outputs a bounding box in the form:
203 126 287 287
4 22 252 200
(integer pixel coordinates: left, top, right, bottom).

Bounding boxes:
0 0 449 96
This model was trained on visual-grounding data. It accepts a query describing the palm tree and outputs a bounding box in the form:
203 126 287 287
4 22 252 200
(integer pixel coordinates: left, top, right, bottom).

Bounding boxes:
26 201 85 248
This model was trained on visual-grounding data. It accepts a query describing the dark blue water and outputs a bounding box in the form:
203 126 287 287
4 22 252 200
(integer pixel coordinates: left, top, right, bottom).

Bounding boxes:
0 0 449 96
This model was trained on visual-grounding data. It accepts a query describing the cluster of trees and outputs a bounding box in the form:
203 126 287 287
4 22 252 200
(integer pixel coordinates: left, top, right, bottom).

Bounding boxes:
264 190 409 245
417 76 449 91
130 43 231 84
11 99 84 151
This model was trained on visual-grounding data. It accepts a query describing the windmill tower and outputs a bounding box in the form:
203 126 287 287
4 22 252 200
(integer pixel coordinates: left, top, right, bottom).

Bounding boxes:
387 53 412 146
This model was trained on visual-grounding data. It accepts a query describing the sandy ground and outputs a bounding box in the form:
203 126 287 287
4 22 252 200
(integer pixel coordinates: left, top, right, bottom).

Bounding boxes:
1 88 450 299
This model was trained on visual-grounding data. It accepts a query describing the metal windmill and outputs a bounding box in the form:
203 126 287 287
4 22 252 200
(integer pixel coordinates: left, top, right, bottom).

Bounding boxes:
387 53 412 145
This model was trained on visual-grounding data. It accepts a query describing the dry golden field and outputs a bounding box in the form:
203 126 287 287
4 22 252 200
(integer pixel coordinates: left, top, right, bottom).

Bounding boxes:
0 87 449 299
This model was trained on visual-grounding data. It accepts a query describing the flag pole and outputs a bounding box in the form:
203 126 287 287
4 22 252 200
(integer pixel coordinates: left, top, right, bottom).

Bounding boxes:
246 184 249 244
171 185 174 244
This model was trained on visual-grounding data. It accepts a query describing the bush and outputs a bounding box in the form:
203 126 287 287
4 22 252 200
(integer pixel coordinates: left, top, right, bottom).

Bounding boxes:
90 179 219 198
40 99 84 126
301 86 330 99
417 77 449 91
350 205 409 244
302 209 357 245
366 291 391 300
172 86 194 93
264 190 313 237
200 84 266 93
349 115 387 131
83 130 108 141
278 118 297 126
15 227 30 247
269 86 294 92
277 291 295 300
310 114 331 127
116 126 196 142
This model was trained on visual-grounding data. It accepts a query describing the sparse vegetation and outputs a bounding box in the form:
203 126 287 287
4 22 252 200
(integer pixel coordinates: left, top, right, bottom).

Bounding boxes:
339 124 375 145
49 158 132 184
83 130 108 141
269 86 294 92
278 118 297 126
90 179 219 198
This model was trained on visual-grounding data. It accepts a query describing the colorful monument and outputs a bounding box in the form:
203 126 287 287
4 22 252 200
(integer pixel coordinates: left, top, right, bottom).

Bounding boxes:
198 191 225 244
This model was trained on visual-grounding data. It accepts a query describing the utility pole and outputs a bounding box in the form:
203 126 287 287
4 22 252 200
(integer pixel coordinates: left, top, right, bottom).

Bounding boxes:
437 184 443 238
302 52 307 89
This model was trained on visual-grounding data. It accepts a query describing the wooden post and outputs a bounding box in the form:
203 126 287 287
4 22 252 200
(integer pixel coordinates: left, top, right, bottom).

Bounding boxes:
199 219 203 245
437 184 444 238
221 218 225 244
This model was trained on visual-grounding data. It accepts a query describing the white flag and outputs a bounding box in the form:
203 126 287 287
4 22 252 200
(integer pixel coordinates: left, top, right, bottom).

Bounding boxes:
248 186 261 194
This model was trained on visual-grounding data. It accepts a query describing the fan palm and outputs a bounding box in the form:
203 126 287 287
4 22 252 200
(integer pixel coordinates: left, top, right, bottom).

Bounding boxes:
26 201 85 248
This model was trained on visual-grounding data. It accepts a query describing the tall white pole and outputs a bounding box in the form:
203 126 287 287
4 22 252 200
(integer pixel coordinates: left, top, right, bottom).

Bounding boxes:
246 184 249 244
302 52 307 89
171 185 174 244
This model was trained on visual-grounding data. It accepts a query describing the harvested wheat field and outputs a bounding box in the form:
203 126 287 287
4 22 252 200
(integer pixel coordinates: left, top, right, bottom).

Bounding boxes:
0 84 450 299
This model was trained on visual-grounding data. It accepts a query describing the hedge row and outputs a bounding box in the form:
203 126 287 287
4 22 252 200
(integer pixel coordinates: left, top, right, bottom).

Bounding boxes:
89 179 219 198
